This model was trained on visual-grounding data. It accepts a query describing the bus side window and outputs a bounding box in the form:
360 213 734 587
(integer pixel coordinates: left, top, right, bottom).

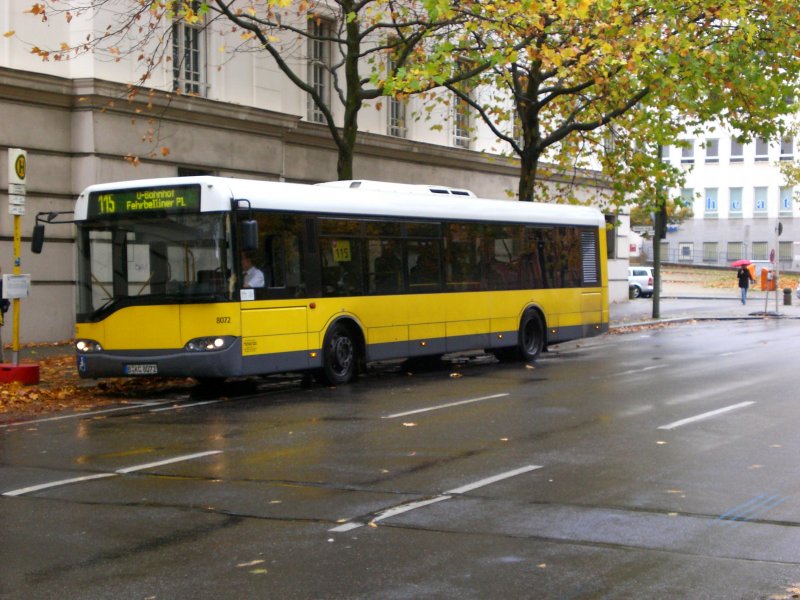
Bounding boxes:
265 235 281 288
408 239 441 290
369 239 402 294
321 237 364 296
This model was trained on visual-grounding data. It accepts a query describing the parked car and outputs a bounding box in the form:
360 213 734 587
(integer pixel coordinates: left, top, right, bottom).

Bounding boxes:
628 266 654 298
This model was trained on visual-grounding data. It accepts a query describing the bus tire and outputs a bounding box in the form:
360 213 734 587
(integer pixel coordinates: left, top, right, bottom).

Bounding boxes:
320 321 359 385
519 310 544 362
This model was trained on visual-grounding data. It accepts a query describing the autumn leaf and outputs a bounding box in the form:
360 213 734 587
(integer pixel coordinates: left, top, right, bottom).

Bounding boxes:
0 343 197 422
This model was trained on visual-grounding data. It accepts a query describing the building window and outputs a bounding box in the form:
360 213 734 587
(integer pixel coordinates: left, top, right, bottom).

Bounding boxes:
779 241 792 264
729 187 743 217
705 138 719 163
679 242 693 262
307 19 333 124
778 241 792 264
780 186 794 215
660 241 670 262
680 139 694 164
727 242 743 261
702 242 718 263
388 96 408 138
780 137 794 161
755 137 769 162
752 241 768 261
172 2 207 95
681 188 694 207
704 188 718 217
453 94 472 149
386 53 407 138
754 187 768 216
730 138 744 163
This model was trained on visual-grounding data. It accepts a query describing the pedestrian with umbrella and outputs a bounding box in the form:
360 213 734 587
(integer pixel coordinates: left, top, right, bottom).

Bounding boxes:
733 259 755 304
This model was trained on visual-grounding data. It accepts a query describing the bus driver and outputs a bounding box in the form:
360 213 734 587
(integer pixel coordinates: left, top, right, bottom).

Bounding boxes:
242 253 265 288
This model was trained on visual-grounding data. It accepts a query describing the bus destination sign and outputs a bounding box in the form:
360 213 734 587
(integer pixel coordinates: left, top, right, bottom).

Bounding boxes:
87 185 201 218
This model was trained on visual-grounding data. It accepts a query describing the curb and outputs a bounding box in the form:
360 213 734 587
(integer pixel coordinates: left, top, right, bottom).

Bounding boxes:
610 312 800 330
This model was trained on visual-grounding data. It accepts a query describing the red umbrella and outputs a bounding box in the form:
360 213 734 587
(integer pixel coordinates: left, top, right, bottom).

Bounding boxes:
730 259 752 267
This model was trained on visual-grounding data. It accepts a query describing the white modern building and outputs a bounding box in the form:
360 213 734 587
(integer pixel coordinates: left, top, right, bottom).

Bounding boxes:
0 1 630 343
659 126 798 271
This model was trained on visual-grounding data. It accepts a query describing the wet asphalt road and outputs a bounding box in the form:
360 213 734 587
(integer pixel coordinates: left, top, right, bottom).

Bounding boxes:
2 317 800 599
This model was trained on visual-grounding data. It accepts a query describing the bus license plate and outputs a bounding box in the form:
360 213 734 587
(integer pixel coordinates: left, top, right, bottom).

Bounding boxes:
125 363 158 375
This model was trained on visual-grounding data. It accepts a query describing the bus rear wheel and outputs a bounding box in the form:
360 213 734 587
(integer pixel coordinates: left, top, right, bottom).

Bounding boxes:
519 310 544 362
320 322 359 385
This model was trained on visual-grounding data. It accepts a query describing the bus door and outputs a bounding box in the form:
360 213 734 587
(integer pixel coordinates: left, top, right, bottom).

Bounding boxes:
239 216 312 375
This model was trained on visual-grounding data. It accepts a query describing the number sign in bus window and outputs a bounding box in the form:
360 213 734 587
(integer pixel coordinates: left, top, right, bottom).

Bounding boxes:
87 185 201 218
332 240 352 262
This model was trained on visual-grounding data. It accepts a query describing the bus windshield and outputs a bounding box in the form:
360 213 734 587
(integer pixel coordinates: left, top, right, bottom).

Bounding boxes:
76 212 234 321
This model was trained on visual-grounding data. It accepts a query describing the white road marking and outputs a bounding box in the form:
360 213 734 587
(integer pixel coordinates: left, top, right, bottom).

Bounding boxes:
0 401 171 428
2 473 117 497
329 465 542 532
329 522 363 533
604 365 665 378
383 393 509 419
2 450 222 497
657 401 755 430
445 465 542 494
371 497 452 523
150 400 223 413
114 451 222 473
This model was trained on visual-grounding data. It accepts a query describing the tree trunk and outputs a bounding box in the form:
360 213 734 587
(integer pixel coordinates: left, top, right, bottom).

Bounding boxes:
337 130 355 181
517 150 539 202
336 13 362 181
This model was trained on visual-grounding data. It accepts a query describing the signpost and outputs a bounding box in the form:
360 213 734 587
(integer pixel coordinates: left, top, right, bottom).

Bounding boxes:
1 149 39 384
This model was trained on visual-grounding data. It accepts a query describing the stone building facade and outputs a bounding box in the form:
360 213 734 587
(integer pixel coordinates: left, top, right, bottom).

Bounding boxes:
0 4 627 343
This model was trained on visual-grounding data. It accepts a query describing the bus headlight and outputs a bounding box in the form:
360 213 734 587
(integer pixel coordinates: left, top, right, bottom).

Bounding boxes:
76 339 103 353
185 336 235 352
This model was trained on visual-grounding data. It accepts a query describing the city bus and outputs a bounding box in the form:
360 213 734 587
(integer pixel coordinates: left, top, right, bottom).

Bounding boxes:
36 176 609 384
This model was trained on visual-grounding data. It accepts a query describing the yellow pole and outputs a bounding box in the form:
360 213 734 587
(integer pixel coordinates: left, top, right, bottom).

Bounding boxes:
12 213 20 365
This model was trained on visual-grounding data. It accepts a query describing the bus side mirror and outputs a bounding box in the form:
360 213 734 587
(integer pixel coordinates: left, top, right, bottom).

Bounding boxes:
31 224 45 254
242 219 258 252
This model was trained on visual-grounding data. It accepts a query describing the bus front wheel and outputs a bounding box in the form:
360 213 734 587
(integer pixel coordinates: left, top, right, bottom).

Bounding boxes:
519 310 544 362
320 322 359 385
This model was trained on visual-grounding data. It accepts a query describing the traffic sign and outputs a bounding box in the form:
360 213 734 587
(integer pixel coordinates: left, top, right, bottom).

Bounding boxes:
8 148 26 185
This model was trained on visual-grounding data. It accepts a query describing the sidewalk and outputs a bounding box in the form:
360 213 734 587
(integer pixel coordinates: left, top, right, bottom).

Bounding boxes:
610 280 800 327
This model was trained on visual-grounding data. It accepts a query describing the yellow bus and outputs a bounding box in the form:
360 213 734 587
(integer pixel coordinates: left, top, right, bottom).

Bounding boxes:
36 176 608 384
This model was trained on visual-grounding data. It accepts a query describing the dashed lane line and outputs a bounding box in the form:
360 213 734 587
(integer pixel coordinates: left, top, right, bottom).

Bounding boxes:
329 464 542 532
383 393 510 419
3 450 223 497
0 401 172 428
657 401 755 430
